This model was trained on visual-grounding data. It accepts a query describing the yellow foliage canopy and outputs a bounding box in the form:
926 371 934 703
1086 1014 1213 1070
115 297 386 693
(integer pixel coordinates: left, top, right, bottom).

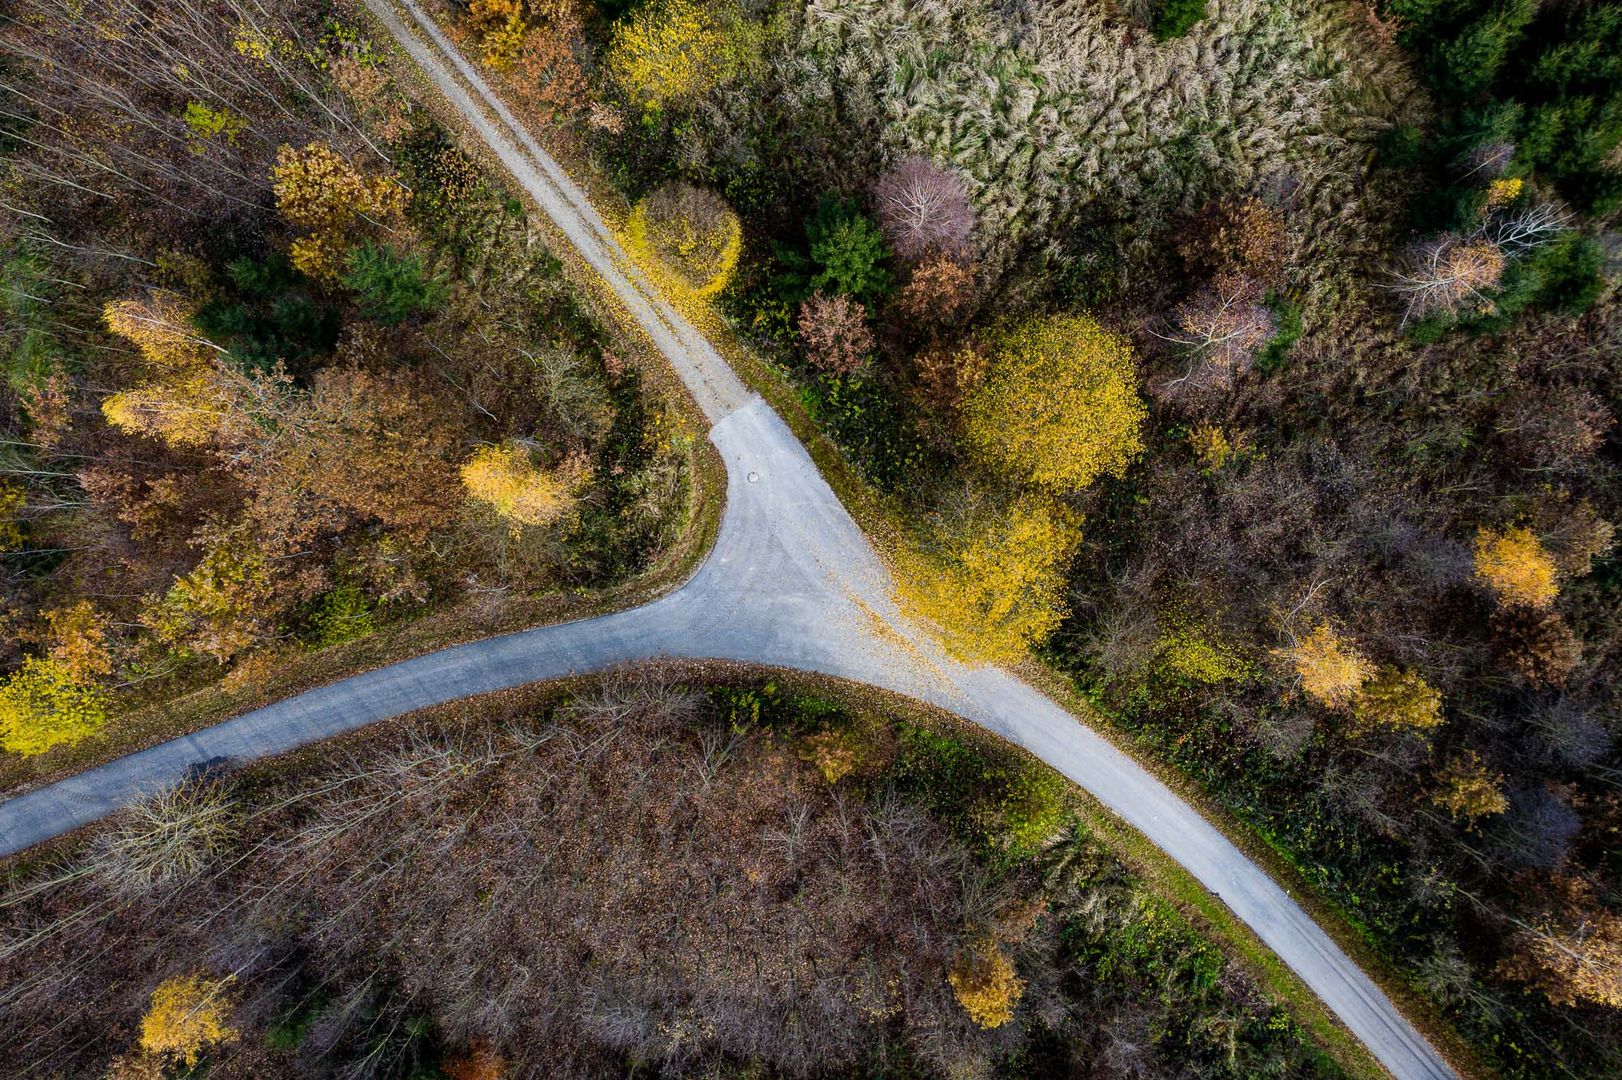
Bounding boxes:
605 0 760 114
143 532 283 663
625 183 742 297
460 443 590 529
101 373 229 447
0 656 108 756
894 495 1081 665
1349 666 1443 736
1277 624 1372 708
948 937 1024 1028
962 313 1146 493
1474 525 1559 609
43 600 114 683
103 291 210 370
271 143 406 278
1504 905 1622 1010
1431 750 1508 822
139 973 238 1067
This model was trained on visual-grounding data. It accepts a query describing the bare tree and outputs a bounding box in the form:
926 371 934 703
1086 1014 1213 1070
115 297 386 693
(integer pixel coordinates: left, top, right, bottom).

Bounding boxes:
871 155 975 262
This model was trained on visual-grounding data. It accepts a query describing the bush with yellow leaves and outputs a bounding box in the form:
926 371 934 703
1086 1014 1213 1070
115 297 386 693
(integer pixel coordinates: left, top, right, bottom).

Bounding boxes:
605 0 761 116
947 936 1023 1028
139 973 238 1067
1431 750 1508 823
1474 525 1559 609
962 313 1145 493
894 494 1081 665
460 442 591 531
271 143 407 279
625 183 742 298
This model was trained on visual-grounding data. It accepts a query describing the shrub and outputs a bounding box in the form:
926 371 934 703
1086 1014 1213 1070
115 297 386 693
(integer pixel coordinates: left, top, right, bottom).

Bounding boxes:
91 781 238 894
460 443 590 530
625 183 742 297
1179 197 1287 285
797 290 873 375
962 313 1145 493
1386 234 1506 326
343 242 448 324
870 155 975 261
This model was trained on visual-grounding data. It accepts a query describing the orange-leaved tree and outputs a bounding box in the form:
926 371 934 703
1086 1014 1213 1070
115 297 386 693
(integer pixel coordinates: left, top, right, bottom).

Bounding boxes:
1276 623 1372 708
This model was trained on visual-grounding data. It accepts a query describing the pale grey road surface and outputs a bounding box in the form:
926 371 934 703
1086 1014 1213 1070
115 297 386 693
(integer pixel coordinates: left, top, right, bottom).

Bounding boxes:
0 4 1458 1078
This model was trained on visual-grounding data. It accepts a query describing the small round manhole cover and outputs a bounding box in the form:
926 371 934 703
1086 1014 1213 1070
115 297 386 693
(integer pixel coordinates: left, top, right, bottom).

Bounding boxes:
747 471 760 484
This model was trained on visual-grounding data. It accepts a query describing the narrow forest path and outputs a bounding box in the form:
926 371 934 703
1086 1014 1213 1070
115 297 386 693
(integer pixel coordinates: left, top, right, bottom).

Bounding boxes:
0 3 1458 1078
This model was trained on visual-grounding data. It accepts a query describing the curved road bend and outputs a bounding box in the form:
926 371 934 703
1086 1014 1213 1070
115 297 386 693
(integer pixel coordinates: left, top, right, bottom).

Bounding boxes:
0 4 1456 1078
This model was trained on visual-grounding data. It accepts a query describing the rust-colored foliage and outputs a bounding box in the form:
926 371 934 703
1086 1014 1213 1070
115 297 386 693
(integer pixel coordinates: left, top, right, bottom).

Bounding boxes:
797 290 874 375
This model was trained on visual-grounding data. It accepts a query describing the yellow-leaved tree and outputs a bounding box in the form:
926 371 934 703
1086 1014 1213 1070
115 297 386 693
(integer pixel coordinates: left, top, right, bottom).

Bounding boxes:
1432 750 1508 823
1276 623 1372 708
460 442 591 531
894 494 1081 665
1348 666 1443 736
103 290 211 370
142 531 284 664
948 936 1024 1029
0 656 108 755
962 313 1146 493
271 142 407 278
1474 525 1559 609
605 0 761 115
139 973 238 1067
625 183 742 297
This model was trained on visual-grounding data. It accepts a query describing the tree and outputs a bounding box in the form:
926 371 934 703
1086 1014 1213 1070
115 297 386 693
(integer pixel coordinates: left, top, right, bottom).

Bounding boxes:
961 313 1146 492
103 291 211 370
139 973 237 1067
42 600 114 683
468 0 527 68
460 443 590 531
871 155 975 262
1387 235 1506 325
624 183 742 297
1500 885 1622 1010
1431 750 1508 823
895 252 976 327
800 196 893 306
605 0 760 115
142 530 285 663
0 656 108 755
1474 525 1558 609
343 242 448 323
911 340 988 415
797 291 873 375
271 143 407 279
1277 624 1372 708
1349 667 1443 736
948 936 1023 1028
1156 276 1276 396
895 495 1081 664
1491 606 1582 688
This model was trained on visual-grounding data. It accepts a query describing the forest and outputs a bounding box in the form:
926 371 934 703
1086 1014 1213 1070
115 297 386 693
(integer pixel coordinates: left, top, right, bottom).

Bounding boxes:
0 0 696 789
431 0 1618 1075
2 0 1620 1076
0 673 1345 1079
